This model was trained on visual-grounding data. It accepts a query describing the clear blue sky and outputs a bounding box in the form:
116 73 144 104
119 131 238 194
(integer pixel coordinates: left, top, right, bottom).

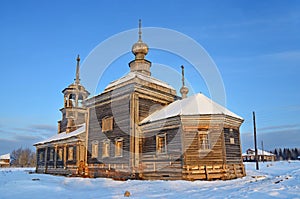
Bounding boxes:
0 0 300 154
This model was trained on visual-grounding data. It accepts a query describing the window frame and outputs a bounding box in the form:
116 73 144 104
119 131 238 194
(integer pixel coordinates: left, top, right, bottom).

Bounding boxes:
102 117 114 132
91 140 99 158
156 133 167 154
229 128 235 144
114 138 123 157
198 131 211 151
102 139 110 158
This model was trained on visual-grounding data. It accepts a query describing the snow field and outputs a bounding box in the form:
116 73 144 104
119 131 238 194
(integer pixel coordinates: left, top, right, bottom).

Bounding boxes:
0 161 300 199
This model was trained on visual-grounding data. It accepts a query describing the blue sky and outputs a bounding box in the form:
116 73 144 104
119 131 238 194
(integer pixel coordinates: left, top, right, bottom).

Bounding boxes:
0 0 300 154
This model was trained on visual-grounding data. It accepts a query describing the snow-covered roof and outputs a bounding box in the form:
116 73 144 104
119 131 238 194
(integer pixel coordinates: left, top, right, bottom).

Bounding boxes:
0 153 10 160
34 124 86 145
243 149 275 156
141 93 243 124
105 72 175 90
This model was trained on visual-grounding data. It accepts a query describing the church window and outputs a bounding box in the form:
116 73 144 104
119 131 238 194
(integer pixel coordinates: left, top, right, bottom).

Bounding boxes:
102 117 114 132
115 138 123 157
68 146 74 161
102 139 110 157
156 133 167 154
198 131 210 150
91 141 99 158
57 148 63 161
229 129 235 144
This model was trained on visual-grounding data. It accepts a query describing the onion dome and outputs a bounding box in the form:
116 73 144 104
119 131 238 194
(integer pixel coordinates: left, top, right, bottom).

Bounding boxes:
132 19 149 60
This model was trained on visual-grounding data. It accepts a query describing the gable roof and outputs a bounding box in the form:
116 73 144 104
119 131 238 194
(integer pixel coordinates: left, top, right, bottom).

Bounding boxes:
34 124 86 145
141 93 243 124
0 153 10 160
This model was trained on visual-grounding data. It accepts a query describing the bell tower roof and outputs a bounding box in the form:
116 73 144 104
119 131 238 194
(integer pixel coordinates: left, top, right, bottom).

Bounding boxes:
59 55 90 134
63 55 89 95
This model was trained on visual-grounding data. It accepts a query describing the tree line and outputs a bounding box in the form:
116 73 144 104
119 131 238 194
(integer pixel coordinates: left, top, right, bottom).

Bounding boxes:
271 148 300 161
10 147 36 167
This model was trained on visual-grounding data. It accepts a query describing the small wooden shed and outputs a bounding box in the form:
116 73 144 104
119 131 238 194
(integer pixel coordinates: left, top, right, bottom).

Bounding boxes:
242 148 276 162
0 153 10 167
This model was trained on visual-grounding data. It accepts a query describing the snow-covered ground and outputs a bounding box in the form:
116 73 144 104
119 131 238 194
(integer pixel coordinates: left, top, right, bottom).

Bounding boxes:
1 161 300 199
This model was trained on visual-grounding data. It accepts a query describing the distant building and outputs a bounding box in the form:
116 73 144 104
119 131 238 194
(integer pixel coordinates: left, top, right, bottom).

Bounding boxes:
0 153 10 167
242 148 276 162
34 21 245 180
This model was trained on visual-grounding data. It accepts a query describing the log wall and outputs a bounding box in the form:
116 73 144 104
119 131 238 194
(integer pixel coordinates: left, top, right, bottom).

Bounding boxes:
139 117 183 180
180 115 245 180
224 128 243 164
87 94 131 177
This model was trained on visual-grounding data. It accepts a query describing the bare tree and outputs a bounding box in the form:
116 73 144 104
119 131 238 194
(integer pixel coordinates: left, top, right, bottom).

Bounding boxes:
11 147 36 167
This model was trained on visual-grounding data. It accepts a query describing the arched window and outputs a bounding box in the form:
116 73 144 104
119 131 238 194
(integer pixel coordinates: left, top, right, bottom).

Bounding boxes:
78 94 84 107
68 94 76 107
115 138 123 157
91 140 99 158
102 139 110 158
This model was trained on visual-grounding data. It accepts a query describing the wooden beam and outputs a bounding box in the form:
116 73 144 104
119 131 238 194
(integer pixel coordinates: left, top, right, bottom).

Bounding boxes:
44 147 48 173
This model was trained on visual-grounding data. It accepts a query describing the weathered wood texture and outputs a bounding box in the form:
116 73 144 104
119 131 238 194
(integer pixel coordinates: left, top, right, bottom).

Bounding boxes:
183 129 224 165
138 98 165 122
36 140 86 176
59 109 86 133
180 115 245 180
223 128 243 164
182 163 245 180
85 79 178 178
139 116 183 180
86 94 131 176
36 64 245 181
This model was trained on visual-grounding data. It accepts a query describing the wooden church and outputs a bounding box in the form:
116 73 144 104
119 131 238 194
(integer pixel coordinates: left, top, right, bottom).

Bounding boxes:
34 21 245 180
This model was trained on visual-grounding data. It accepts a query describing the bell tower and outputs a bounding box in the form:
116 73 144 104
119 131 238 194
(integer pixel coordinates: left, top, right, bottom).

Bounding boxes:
58 55 90 133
